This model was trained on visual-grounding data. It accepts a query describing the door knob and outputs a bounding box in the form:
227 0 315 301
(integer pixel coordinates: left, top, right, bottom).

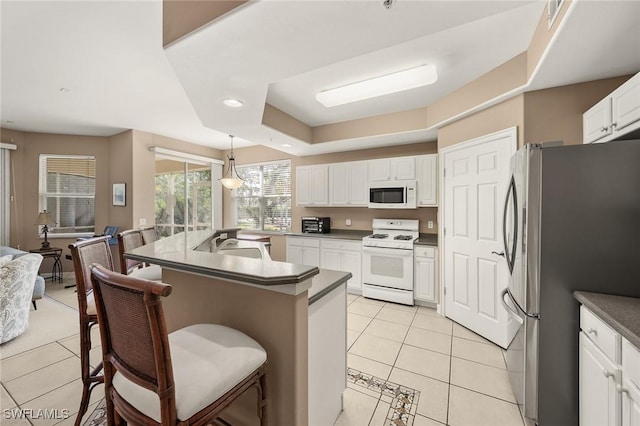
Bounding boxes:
491 251 505 257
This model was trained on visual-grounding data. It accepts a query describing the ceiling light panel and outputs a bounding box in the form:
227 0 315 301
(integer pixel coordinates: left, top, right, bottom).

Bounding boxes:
316 64 437 108
223 98 244 108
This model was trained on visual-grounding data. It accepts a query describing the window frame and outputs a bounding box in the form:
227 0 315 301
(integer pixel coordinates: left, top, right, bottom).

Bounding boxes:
38 154 96 239
232 159 292 233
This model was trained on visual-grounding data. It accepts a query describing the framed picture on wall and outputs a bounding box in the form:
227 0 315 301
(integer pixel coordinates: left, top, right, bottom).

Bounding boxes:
113 183 126 206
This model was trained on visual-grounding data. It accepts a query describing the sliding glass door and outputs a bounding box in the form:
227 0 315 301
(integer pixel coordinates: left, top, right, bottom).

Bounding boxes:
154 157 221 237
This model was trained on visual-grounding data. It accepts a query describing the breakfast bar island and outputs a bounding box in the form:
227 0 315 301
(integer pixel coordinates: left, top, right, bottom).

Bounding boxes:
125 230 350 426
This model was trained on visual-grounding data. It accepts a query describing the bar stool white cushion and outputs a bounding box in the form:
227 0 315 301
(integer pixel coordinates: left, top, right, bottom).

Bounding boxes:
86 290 97 316
129 264 162 281
112 323 267 422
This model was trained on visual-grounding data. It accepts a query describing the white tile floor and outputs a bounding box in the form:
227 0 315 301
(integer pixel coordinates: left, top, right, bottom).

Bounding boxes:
0 279 524 426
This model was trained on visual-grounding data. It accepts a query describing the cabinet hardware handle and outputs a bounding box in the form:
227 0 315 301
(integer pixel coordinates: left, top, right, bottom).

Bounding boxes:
611 122 618 128
586 327 597 335
603 369 615 378
601 126 608 132
617 385 629 395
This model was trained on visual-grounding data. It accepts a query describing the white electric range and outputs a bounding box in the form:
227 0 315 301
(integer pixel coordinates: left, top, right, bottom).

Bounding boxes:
362 219 419 305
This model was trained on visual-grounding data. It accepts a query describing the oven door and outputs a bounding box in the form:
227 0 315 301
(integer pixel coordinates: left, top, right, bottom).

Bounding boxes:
362 246 414 290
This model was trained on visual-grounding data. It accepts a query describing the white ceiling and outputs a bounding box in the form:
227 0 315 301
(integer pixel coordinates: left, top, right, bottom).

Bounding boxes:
1 1 639 155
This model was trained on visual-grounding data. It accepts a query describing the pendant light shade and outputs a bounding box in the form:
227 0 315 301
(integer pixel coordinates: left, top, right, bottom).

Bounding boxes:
220 135 244 189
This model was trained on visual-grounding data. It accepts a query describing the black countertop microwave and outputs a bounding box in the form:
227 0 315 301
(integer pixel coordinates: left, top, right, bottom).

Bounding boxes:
302 217 330 234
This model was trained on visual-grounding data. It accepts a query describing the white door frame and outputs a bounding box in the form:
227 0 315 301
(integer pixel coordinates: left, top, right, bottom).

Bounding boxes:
438 127 517 317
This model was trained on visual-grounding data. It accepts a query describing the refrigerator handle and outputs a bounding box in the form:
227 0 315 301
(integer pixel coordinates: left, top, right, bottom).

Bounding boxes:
502 176 518 274
501 288 540 320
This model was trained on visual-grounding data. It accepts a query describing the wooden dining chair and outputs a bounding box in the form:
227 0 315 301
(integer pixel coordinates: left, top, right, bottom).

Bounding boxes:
116 229 161 281
89 264 268 425
139 225 158 245
116 229 145 275
68 236 115 425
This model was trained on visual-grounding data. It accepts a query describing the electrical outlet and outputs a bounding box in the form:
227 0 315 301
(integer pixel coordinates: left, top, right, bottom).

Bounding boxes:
139 218 146 226
346 219 352 226
428 220 434 229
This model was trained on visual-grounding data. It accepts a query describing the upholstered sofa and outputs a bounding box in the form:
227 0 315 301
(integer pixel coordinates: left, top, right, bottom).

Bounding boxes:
0 246 46 308
0 253 43 344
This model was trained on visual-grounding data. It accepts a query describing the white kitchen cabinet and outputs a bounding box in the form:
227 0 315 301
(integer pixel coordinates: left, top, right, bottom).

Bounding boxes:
328 161 368 207
416 154 438 206
368 157 416 182
583 97 613 144
286 237 320 267
612 74 640 133
579 332 620 426
320 239 362 294
414 246 437 304
308 281 346 426
622 339 640 426
584 71 640 144
296 165 328 206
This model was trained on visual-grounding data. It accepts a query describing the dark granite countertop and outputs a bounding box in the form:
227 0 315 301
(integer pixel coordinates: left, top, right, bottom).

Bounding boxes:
308 269 351 305
574 291 640 349
126 230 319 293
416 233 438 246
285 230 371 241
285 230 438 246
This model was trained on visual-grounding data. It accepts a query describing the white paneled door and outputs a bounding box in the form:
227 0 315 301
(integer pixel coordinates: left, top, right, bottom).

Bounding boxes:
441 128 516 348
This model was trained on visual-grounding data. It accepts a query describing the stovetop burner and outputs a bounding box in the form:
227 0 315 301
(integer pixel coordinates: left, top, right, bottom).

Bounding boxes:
369 233 389 239
394 235 414 241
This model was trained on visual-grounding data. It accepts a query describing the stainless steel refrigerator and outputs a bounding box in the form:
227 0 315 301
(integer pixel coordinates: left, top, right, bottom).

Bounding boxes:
501 140 640 426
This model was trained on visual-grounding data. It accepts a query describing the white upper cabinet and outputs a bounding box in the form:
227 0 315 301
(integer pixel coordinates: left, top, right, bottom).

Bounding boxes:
584 71 640 144
329 161 368 207
296 165 328 206
583 97 613 144
613 74 640 132
416 154 438 206
368 157 415 181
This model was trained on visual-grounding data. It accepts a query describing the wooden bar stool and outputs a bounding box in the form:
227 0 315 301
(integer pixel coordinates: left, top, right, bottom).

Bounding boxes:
117 228 161 281
90 264 268 425
68 236 115 425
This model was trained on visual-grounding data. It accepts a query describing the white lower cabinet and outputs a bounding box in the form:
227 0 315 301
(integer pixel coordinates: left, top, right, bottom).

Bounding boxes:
286 237 320 267
414 246 437 304
622 339 640 426
579 332 620 426
579 305 640 426
320 239 362 294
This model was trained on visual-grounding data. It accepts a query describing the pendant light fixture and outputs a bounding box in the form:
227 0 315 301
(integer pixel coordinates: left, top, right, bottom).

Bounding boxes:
220 135 244 189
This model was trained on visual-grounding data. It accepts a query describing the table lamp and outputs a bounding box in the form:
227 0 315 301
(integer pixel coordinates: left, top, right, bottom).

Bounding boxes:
35 210 54 249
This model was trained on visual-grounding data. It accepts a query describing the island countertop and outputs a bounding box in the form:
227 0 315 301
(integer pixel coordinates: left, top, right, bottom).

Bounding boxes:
125 230 320 294
125 230 352 301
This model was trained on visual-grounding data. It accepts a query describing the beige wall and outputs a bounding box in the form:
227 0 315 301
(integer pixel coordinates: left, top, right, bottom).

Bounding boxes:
163 0 248 46
108 130 134 233
438 95 525 149
523 76 631 146
1 129 111 272
1 127 222 271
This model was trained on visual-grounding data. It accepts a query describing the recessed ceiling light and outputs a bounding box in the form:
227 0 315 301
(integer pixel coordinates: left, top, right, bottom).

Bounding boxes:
316 64 438 108
223 98 243 108
281 143 292 148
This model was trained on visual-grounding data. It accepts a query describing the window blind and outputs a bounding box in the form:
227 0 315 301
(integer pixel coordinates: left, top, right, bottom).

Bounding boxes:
39 155 96 235
233 159 291 232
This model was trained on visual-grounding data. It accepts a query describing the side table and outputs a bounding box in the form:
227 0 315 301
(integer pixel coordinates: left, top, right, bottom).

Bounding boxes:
29 247 63 284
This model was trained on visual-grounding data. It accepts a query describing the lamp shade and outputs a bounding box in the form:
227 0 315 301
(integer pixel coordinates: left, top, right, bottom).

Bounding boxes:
35 211 54 226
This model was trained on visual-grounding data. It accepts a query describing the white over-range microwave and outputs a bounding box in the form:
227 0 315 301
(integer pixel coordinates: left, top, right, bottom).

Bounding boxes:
368 180 417 209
